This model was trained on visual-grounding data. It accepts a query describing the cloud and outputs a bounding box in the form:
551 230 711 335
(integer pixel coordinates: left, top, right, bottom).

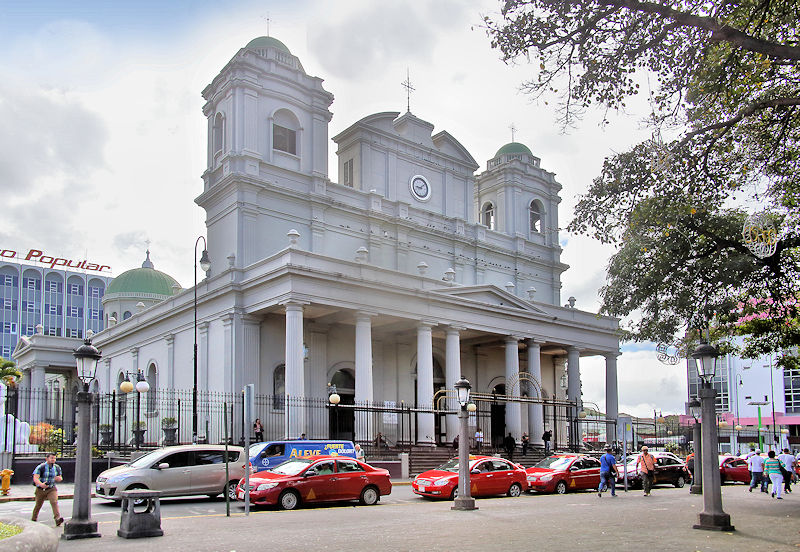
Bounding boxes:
308 0 474 80
0 84 107 203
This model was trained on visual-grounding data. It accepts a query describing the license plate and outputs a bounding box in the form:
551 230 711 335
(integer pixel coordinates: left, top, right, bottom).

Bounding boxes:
237 490 244 500
418 486 426 492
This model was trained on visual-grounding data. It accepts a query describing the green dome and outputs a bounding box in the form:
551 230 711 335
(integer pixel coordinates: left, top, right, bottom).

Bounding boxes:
106 252 179 297
245 36 291 54
495 142 533 157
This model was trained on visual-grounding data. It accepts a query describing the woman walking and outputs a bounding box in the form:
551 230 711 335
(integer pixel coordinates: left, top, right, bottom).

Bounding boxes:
765 450 784 499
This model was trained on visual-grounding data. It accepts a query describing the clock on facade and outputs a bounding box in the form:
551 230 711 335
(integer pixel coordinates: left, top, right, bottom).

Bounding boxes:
409 175 431 201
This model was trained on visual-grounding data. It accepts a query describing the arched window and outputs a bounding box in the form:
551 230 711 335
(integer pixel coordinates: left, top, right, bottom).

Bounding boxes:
273 364 285 410
481 202 495 230
213 112 224 154
272 109 300 156
146 363 158 413
123 311 132 320
529 200 543 233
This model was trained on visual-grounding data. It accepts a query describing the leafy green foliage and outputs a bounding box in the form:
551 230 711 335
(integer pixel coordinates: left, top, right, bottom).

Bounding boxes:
0 357 21 388
485 1 800 356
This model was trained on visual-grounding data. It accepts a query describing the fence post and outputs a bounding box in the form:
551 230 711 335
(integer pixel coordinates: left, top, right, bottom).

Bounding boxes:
177 398 182 445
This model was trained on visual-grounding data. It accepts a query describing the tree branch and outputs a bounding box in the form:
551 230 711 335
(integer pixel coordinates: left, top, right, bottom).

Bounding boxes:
683 96 800 140
589 0 800 60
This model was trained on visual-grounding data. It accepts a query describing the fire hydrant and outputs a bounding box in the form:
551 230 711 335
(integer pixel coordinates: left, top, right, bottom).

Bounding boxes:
0 469 13 495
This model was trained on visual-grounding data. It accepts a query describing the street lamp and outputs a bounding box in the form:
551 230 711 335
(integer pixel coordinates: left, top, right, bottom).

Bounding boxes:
452 376 477 511
688 398 702 495
62 335 102 540
193 236 211 445
691 341 734 532
328 391 340 440
120 371 150 449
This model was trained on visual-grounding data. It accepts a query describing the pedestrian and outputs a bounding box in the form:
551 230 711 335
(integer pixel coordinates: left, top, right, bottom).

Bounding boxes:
765 450 784 499
636 446 656 496
503 433 516 461
31 453 63 526
745 446 756 482
747 449 765 493
598 446 617 497
778 448 795 493
373 432 386 449
355 443 365 462
452 434 459 451
542 429 552 455
522 432 530 456
253 418 264 442
299 432 307 440
475 429 484 452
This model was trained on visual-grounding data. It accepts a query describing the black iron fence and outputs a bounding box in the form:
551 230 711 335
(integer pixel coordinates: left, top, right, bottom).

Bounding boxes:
2 387 425 455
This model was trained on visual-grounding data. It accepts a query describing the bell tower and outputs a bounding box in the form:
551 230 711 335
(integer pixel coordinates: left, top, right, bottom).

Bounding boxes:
197 36 334 269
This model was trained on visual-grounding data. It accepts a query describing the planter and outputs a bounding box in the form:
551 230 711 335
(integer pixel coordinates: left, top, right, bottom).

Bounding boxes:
162 427 178 446
132 429 146 447
99 430 113 446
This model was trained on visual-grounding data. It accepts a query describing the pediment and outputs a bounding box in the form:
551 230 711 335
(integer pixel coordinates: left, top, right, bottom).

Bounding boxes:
433 285 547 313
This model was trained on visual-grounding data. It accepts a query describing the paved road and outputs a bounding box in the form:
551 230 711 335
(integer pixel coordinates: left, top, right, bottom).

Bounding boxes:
0 484 421 524
5 484 800 551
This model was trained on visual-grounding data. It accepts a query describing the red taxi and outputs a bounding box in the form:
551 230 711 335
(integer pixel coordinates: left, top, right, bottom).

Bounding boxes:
526 454 601 494
719 455 750 484
412 455 527 500
236 455 391 510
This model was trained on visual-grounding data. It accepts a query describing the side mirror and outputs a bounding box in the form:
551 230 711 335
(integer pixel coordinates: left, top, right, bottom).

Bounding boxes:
569 466 579 472
470 469 480 475
260 451 268 458
157 463 169 470
304 469 318 477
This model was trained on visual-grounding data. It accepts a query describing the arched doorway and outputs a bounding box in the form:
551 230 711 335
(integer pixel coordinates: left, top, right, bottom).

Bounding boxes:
490 383 506 450
329 369 355 440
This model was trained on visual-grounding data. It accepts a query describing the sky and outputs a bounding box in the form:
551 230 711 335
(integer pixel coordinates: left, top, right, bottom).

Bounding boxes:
0 0 688 419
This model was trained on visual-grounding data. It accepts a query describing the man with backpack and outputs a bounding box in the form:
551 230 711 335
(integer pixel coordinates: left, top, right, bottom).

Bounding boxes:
598 446 618 497
31 453 64 526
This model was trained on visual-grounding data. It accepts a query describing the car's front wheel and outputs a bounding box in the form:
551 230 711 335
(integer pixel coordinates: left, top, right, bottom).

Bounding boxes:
278 490 300 510
555 480 567 495
507 483 523 497
674 475 686 488
450 486 459 500
225 480 238 500
360 486 379 505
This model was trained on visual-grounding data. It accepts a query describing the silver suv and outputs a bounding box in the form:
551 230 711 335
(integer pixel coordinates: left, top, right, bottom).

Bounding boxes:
95 445 246 501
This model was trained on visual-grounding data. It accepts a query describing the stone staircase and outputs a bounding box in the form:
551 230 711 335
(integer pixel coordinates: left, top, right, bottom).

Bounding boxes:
409 446 458 475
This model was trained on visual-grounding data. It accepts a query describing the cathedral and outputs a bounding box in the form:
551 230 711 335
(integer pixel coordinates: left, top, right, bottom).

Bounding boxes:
14 36 620 448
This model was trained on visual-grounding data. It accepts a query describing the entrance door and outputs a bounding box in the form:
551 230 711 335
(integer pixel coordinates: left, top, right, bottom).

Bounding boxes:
490 384 507 451
330 393 355 441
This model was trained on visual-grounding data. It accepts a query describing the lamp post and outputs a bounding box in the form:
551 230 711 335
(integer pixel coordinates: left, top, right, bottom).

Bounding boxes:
120 371 150 449
691 341 734 532
452 376 477 511
62 334 102 540
193 237 211 445
328 391 340 440
688 398 702 495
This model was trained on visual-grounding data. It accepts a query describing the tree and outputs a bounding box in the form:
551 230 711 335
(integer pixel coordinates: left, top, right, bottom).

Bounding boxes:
485 0 800 360
0 357 22 388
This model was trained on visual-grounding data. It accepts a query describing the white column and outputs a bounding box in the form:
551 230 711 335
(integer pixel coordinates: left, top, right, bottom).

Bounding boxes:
416 322 435 445
30 363 46 423
505 336 522 442
567 346 581 449
527 339 544 445
445 327 463 443
284 302 305 439
605 351 620 442
354 312 374 442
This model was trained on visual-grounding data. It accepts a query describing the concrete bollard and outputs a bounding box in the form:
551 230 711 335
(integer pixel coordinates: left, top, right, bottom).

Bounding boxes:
117 490 164 538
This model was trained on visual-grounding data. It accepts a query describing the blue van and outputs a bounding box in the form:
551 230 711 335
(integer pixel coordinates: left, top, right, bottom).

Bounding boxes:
248 440 358 472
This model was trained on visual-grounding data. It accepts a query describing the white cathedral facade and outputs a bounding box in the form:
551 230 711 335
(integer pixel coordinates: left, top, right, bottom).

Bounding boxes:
15 36 620 447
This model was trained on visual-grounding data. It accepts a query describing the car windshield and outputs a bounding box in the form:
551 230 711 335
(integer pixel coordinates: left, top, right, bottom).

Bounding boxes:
248 444 264 457
435 459 461 473
270 458 314 476
128 450 167 469
534 456 572 470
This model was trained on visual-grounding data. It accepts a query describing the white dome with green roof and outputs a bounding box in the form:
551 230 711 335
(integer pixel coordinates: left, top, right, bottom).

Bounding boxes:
495 142 533 157
245 36 291 54
106 251 179 298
